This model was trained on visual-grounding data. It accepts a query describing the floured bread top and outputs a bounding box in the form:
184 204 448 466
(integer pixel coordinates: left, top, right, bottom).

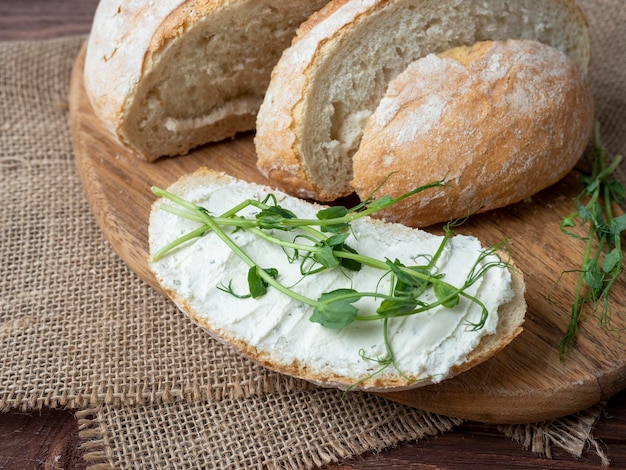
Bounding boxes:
371 40 575 138
351 39 594 228
149 170 517 390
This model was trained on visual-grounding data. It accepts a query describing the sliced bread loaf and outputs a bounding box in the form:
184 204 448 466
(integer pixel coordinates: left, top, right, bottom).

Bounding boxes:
254 0 591 201
84 0 329 161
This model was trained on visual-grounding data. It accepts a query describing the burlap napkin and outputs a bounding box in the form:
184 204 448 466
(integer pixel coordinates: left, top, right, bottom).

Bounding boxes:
1 0 624 467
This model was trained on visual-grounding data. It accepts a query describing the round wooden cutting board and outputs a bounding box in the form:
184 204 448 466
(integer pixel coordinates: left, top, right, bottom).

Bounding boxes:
69 45 626 424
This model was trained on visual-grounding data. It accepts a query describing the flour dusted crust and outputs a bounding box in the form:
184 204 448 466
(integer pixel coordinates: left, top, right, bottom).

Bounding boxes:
149 169 526 391
254 0 591 202
84 0 329 161
351 39 594 227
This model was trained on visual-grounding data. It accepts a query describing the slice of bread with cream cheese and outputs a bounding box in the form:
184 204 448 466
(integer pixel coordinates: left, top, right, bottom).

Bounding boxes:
148 169 526 391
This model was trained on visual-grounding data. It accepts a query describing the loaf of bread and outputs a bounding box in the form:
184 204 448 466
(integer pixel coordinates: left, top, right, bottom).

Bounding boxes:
149 169 526 391
83 0 329 162
351 39 594 227
254 0 591 202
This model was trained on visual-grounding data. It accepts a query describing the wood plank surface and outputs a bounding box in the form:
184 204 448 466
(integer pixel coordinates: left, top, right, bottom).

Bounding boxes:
0 409 85 469
69 43 626 425
3 0 626 468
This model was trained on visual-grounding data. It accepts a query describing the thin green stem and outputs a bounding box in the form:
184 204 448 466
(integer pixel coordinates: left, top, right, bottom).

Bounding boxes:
151 225 210 262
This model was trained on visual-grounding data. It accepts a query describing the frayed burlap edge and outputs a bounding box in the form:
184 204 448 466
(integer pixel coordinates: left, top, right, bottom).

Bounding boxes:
74 397 610 469
76 408 113 470
499 403 610 466
74 392 463 470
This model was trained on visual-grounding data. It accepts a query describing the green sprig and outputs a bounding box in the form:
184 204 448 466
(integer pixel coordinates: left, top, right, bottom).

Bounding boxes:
558 122 625 359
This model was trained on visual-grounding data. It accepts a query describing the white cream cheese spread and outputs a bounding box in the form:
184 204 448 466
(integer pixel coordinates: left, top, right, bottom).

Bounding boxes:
149 173 514 389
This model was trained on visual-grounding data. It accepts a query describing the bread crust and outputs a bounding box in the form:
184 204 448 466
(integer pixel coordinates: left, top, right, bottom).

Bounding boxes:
149 168 526 391
351 39 594 228
84 0 185 142
255 0 591 202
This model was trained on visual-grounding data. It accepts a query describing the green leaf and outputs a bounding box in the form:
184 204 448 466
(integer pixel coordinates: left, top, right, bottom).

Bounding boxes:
602 248 622 273
577 203 593 223
593 202 606 226
312 235 361 271
337 243 362 272
377 296 418 316
317 206 349 233
247 266 267 298
317 206 348 220
392 278 412 297
256 205 297 229
561 213 578 229
310 289 359 329
265 267 279 279
583 174 599 194
325 232 350 247
609 214 626 235
584 262 604 289
313 245 340 269
386 259 431 289
367 195 394 212
321 223 350 234
247 266 278 298
361 180 446 215
434 283 460 308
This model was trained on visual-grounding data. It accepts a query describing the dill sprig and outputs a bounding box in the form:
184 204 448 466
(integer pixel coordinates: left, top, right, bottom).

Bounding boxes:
558 122 626 359
151 180 509 382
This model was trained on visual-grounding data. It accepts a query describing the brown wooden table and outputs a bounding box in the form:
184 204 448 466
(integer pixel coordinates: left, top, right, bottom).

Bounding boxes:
1 1 625 468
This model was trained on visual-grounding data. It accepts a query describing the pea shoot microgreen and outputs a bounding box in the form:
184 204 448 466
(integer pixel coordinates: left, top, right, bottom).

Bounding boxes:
557 122 625 359
151 179 509 382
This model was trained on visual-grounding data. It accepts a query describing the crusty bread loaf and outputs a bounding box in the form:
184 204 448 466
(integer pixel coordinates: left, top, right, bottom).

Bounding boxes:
149 168 526 391
84 0 329 162
351 39 594 227
255 0 591 201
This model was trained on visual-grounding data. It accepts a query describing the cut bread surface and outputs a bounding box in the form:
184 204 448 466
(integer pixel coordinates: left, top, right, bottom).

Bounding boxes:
149 169 526 391
255 0 590 201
